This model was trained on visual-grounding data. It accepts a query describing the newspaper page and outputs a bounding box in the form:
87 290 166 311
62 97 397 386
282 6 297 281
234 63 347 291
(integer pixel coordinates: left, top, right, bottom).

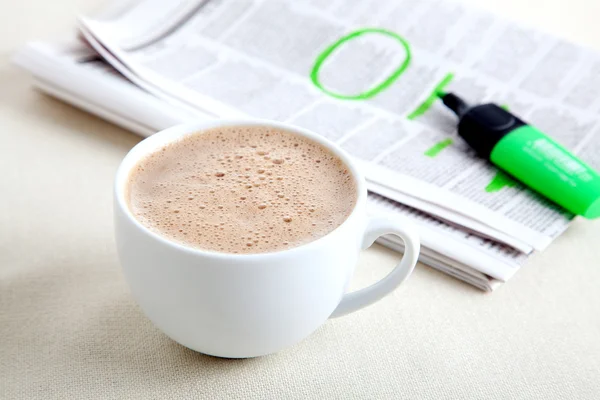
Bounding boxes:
78 0 600 252
12 41 207 134
13 39 525 284
368 193 527 281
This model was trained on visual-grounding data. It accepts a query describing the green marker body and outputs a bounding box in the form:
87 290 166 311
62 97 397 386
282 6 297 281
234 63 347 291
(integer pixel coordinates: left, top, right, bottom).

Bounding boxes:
440 92 600 219
490 126 600 218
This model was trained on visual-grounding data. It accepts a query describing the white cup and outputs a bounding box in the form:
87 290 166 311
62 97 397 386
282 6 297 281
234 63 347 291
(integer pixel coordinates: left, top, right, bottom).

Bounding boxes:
114 120 420 358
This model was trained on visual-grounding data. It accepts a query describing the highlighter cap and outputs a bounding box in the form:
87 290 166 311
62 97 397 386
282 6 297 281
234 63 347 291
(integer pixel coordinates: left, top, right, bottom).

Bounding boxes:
457 104 526 159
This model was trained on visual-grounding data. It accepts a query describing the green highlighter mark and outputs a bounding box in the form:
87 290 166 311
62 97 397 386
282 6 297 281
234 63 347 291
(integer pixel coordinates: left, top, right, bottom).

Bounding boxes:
407 73 454 120
310 28 411 100
424 138 453 157
485 171 517 193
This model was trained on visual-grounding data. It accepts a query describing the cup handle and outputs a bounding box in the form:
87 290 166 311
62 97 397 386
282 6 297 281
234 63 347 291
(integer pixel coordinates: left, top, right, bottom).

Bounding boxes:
330 215 420 318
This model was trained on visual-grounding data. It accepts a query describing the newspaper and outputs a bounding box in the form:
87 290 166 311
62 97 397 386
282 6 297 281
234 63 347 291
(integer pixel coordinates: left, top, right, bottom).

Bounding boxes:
13 0 600 290
78 0 600 254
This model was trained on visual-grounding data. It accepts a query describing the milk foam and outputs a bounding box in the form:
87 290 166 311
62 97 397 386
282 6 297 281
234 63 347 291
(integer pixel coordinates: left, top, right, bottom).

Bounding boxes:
127 126 357 254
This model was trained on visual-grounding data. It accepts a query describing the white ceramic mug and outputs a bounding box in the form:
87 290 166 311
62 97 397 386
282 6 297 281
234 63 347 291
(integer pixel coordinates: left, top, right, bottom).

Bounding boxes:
114 120 420 358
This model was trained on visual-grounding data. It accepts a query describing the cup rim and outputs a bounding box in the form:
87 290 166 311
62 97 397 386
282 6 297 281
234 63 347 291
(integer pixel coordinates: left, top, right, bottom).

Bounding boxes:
114 119 366 260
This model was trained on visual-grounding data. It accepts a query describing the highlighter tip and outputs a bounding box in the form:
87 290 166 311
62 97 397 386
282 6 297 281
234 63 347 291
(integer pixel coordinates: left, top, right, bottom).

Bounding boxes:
439 92 470 118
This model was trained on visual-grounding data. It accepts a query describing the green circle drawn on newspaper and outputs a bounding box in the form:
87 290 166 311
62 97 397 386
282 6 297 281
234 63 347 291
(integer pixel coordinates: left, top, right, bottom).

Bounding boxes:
310 28 412 100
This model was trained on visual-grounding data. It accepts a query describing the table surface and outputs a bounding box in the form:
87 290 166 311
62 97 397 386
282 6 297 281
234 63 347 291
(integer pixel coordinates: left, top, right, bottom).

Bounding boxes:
2 0 600 399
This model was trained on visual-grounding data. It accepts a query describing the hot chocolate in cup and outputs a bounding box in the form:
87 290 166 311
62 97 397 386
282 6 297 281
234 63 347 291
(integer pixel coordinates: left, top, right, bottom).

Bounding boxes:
114 119 420 358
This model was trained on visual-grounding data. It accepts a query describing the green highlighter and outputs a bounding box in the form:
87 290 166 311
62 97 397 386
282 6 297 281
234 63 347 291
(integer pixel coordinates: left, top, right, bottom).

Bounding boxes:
438 92 600 219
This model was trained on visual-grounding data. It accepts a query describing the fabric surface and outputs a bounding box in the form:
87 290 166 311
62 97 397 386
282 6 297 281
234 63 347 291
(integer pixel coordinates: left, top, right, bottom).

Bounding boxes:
2 1 600 398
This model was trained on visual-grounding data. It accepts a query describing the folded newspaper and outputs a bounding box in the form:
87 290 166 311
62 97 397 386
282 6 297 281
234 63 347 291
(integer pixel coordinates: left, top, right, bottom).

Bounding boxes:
14 0 600 291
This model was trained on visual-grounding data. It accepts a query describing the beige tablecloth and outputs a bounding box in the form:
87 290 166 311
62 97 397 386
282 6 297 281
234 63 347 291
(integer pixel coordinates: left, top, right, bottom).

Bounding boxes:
2 0 600 398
